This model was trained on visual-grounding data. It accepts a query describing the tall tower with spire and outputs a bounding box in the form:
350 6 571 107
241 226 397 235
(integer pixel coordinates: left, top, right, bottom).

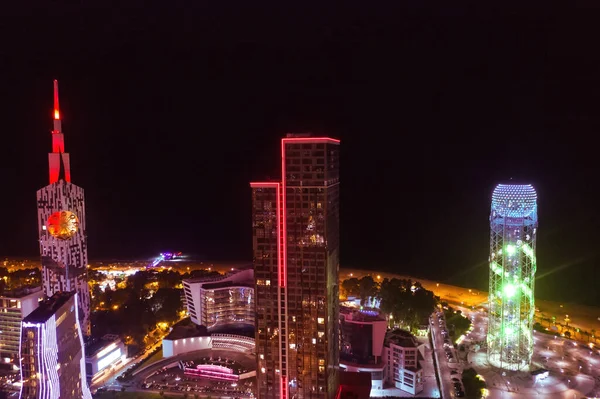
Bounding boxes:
36 80 91 336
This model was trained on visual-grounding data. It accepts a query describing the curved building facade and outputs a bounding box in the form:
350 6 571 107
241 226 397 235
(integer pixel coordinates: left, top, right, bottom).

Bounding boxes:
488 184 538 371
183 267 254 330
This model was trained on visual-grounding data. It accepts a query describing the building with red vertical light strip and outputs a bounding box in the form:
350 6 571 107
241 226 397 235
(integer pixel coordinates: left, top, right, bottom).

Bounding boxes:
251 133 341 399
36 80 91 336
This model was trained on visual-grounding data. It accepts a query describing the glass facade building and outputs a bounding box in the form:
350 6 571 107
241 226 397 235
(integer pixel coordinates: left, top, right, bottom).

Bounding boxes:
183 267 254 331
488 184 538 371
251 134 340 399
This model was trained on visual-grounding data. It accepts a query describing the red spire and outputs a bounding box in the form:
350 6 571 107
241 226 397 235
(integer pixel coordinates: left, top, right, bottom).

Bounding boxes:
49 79 70 183
53 79 60 120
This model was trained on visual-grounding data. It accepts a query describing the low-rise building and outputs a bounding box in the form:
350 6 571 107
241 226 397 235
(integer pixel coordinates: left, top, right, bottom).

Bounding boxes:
0 286 44 364
339 307 387 390
85 334 127 384
383 329 424 395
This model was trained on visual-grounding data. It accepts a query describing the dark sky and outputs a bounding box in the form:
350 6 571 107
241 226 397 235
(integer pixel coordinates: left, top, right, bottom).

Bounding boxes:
0 3 598 305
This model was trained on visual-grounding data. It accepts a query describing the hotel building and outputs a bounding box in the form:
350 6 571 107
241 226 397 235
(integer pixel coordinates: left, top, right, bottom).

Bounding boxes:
19 292 91 399
383 330 423 395
0 287 44 364
339 307 387 390
182 266 254 330
251 134 340 399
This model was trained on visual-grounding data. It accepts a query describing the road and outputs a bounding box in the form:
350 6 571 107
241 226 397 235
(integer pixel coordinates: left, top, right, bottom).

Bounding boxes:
430 311 459 399
96 336 166 390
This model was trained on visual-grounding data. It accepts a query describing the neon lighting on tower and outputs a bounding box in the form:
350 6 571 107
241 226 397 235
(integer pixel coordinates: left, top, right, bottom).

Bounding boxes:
487 184 538 371
48 79 71 183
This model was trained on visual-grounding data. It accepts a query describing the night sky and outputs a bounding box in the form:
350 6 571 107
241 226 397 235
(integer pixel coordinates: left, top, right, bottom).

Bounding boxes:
1 4 598 305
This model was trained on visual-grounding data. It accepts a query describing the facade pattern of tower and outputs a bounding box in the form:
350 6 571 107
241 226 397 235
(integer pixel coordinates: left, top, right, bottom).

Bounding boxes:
19 292 92 399
251 135 340 399
487 184 537 371
36 80 91 336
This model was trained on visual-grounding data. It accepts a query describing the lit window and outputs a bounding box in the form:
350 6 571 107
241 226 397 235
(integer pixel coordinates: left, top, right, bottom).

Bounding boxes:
318 332 324 338
312 338 317 344
260 354 264 359
261 367 266 373
289 343 296 349
319 366 325 373
318 359 325 365
317 317 324 324
266 280 271 286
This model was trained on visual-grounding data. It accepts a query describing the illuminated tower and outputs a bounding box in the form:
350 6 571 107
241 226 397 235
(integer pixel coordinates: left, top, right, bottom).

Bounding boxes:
487 184 537 371
251 134 340 399
36 80 91 336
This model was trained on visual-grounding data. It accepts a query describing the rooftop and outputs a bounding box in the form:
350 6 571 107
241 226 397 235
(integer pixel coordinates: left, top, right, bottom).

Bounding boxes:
23 292 74 324
0 286 42 299
340 306 386 322
85 335 121 358
184 264 253 285
201 280 253 290
385 329 419 348
165 318 210 340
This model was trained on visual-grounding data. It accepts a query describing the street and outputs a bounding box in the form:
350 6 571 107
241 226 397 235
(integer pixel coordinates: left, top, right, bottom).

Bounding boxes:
430 310 461 399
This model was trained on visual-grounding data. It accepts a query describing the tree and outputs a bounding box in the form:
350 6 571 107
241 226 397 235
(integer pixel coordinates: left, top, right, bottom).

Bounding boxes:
462 368 486 398
358 276 378 305
564 331 571 339
341 278 360 297
127 270 151 294
152 288 184 323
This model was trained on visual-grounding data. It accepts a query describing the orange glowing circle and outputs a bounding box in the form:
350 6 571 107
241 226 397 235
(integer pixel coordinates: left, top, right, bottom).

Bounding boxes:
47 211 79 240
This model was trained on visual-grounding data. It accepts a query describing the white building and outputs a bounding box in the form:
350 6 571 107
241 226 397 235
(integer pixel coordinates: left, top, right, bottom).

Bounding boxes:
182 266 254 330
85 335 127 383
0 287 44 364
383 329 424 395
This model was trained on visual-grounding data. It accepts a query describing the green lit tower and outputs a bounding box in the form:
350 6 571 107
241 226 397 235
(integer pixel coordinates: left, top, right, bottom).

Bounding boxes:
487 184 537 371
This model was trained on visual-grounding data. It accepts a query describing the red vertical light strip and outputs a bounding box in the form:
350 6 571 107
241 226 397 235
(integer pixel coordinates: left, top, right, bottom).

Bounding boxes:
280 139 288 399
53 79 60 121
276 183 282 290
281 139 287 288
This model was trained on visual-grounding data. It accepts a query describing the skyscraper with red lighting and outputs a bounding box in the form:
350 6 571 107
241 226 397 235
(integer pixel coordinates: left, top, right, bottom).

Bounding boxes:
251 134 340 399
36 81 91 336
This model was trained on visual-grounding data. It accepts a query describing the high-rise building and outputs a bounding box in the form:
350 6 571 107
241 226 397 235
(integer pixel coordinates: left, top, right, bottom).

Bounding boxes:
36 80 91 335
19 292 92 399
487 184 538 371
251 134 340 399
0 287 44 364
